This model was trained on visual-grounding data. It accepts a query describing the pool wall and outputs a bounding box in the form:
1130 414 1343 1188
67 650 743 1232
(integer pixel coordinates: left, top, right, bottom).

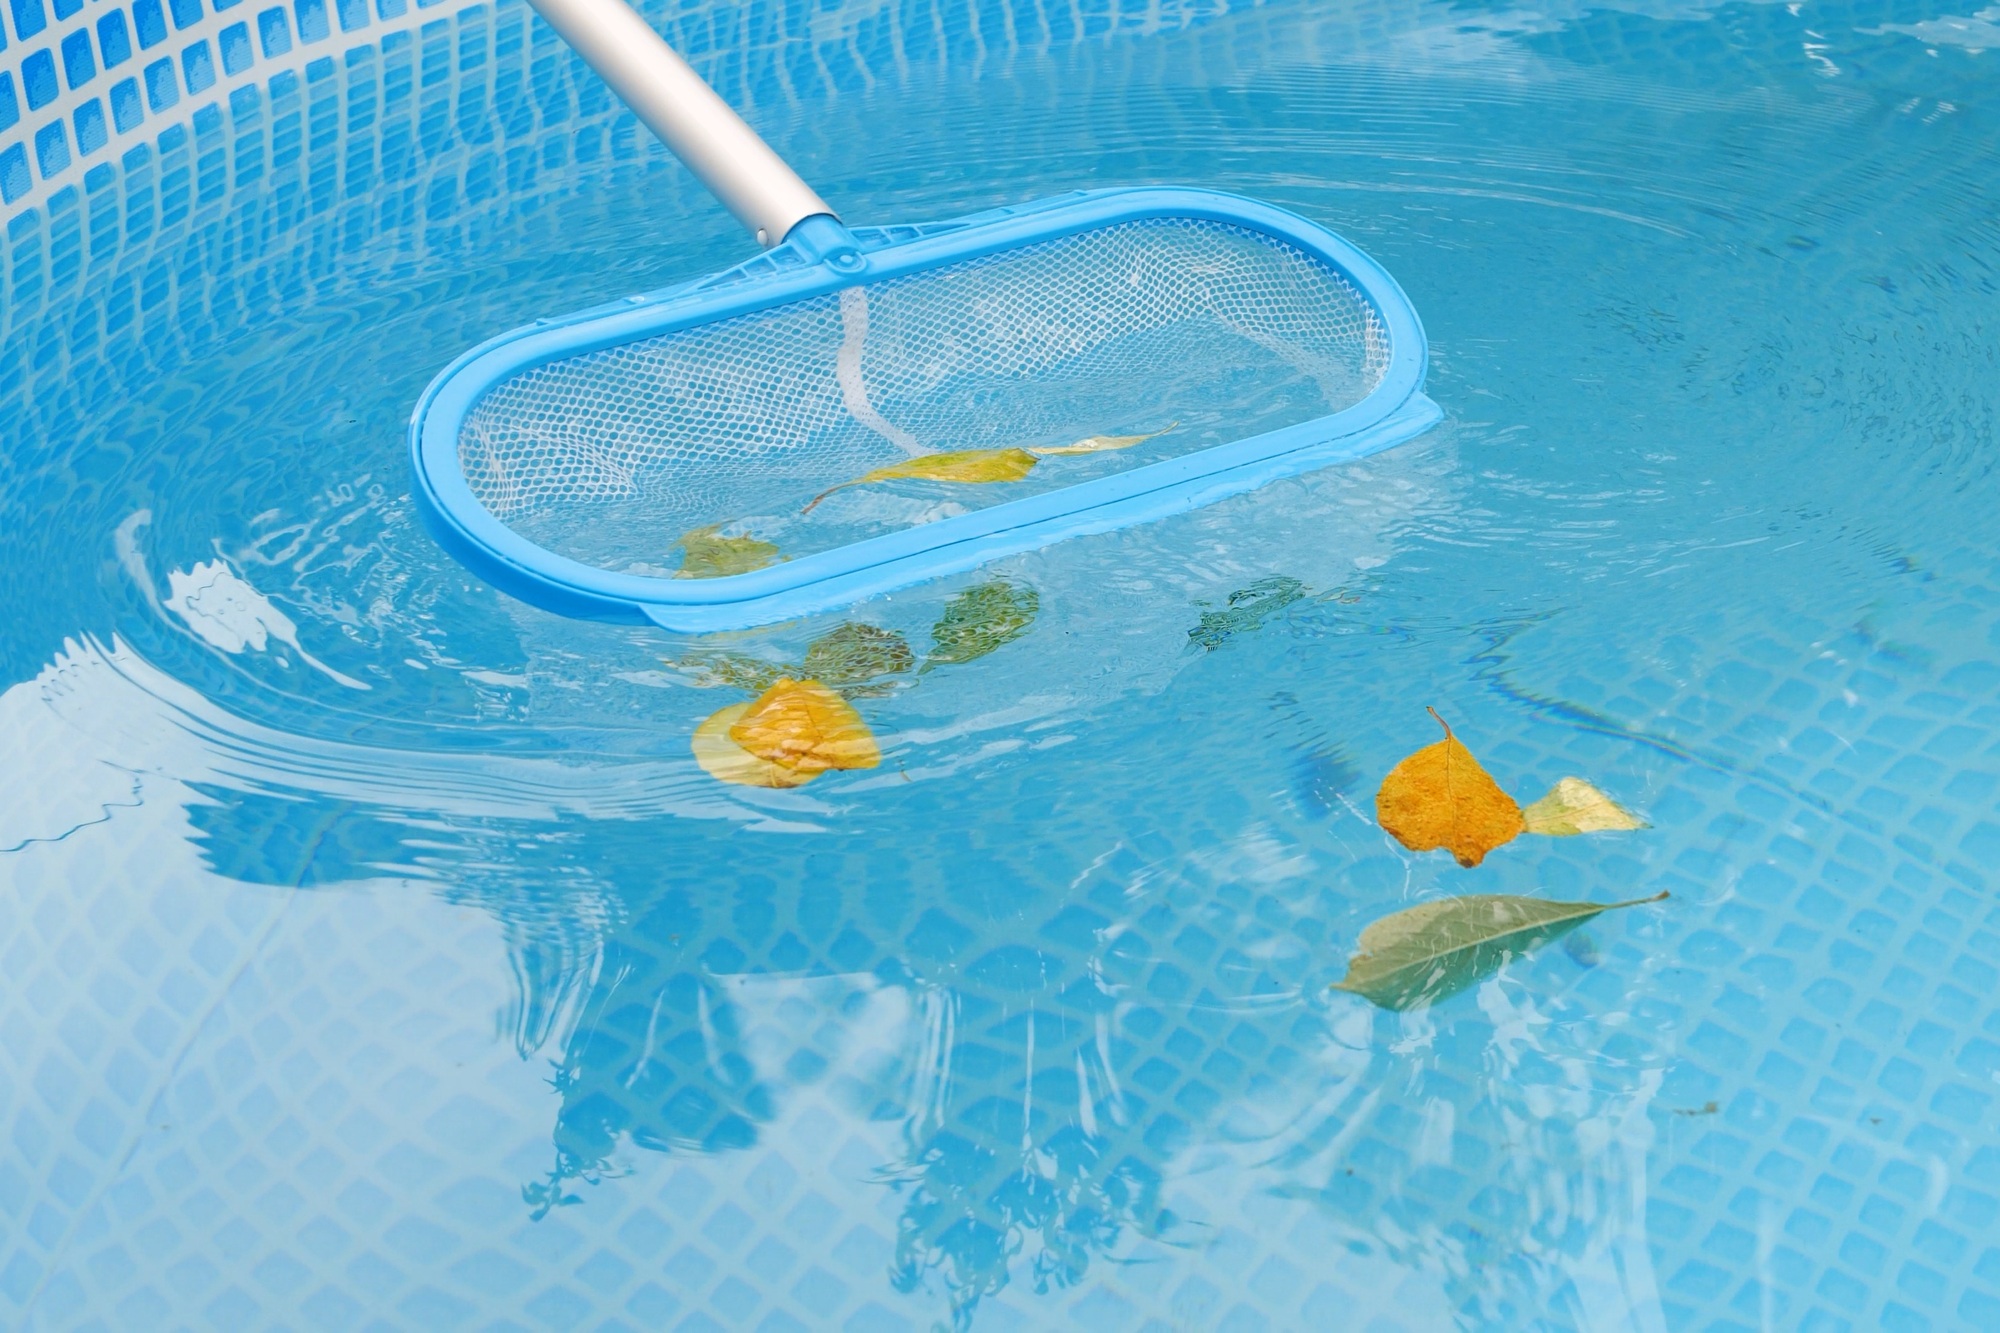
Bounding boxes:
0 0 1253 215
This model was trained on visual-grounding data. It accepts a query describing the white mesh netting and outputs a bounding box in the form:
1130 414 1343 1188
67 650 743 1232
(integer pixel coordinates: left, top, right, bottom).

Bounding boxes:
457 218 1388 570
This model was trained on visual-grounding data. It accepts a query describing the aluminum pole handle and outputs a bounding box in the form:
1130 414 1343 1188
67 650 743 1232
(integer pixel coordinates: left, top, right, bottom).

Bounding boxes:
525 0 834 245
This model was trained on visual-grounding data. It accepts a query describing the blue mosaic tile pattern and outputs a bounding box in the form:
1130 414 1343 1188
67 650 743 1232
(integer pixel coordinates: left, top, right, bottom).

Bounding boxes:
10 570 2000 1328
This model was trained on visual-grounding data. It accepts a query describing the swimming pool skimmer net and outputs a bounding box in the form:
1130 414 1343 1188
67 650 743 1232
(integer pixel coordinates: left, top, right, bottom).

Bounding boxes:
410 0 1440 632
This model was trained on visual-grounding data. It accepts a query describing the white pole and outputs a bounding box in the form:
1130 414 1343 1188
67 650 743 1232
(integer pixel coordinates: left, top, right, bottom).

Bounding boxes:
524 0 835 246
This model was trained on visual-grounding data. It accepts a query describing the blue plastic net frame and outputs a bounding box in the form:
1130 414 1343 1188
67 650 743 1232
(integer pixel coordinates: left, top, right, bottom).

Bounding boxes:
410 186 1440 632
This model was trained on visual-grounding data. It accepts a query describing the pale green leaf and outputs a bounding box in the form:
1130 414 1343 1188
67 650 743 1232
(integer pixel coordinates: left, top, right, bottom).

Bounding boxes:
1522 777 1648 836
1332 891 1669 1011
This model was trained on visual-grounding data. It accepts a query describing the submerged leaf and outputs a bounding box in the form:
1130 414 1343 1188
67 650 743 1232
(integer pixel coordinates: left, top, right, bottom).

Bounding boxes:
1332 891 1669 1010
676 525 780 578
1029 422 1179 456
803 623 915 689
664 650 791 694
1522 777 1648 836
1187 576 1307 651
729 677 881 775
692 702 816 788
924 580 1040 668
668 624 913 697
803 449 1040 514
1376 709 1525 868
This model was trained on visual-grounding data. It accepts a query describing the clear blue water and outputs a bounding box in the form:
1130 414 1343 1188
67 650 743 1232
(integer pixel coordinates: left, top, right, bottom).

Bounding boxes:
3 0 1999 1328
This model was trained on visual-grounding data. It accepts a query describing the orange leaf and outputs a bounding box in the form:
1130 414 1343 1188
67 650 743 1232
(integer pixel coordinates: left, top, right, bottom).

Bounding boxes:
691 702 817 788
728 677 881 775
1375 708 1524 868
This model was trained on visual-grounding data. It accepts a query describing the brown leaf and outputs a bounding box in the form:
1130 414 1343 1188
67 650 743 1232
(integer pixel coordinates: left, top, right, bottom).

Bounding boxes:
728 677 881 775
803 449 1039 514
1521 777 1648 836
691 702 816 788
1375 708 1524 867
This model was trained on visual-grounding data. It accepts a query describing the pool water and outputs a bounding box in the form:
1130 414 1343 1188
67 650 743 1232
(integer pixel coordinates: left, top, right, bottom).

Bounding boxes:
3 0 1999 1328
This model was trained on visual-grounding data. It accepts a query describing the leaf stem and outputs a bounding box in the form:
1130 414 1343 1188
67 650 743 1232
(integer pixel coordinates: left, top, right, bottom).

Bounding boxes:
801 484 846 515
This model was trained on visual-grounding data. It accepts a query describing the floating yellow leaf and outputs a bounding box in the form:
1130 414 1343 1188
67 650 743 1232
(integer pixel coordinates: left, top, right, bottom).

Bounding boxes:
1029 422 1179 456
1375 708 1524 868
676 525 779 578
691 702 816 788
923 580 1039 669
1522 777 1648 837
802 449 1040 514
729 677 880 775
1331 891 1670 1011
